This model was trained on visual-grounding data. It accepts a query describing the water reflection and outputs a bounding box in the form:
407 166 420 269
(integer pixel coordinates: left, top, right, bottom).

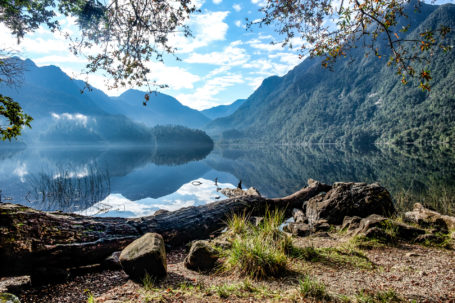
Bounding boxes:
206 144 455 215
1 143 454 216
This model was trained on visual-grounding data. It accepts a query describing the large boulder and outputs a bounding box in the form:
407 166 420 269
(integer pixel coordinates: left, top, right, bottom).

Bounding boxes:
184 240 219 272
404 203 455 231
119 233 166 282
306 182 395 225
354 214 425 241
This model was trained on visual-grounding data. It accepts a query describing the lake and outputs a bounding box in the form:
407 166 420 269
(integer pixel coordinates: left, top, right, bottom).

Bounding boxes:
1 143 454 217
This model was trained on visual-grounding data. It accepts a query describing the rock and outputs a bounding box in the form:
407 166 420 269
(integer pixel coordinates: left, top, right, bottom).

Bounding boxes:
283 223 312 237
354 214 425 241
220 187 261 198
405 252 420 257
184 240 219 272
119 233 166 282
211 238 231 250
404 203 455 230
292 208 307 223
245 187 261 196
414 233 447 245
313 220 331 232
154 209 170 216
341 216 362 231
102 251 122 270
306 182 395 225
0 293 21 303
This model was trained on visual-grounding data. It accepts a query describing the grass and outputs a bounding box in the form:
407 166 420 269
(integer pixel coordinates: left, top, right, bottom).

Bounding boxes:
221 207 292 279
290 245 375 270
28 164 110 211
84 290 95 303
298 276 332 302
355 289 402 302
394 185 455 216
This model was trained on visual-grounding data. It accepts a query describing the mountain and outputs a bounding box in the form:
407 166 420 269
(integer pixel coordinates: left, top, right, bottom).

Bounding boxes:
201 99 246 120
0 59 213 145
110 89 211 128
208 3 455 145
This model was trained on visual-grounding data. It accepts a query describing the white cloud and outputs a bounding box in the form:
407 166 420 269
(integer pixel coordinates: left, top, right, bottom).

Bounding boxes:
247 38 283 52
234 20 242 27
170 11 230 53
185 43 249 66
268 52 301 66
62 61 201 96
251 0 267 6
213 0 222 3
244 59 290 77
51 113 90 127
13 163 28 183
34 55 87 65
176 73 244 109
233 4 242 11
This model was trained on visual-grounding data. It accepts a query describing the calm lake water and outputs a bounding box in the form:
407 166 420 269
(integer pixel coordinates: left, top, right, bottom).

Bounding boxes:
1 144 454 217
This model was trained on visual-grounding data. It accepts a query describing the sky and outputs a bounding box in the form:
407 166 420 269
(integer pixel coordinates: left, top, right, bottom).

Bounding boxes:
0 0 304 110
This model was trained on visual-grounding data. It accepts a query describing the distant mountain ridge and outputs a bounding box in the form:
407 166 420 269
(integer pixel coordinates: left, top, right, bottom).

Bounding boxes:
208 2 455 145
0 59 212 145
201 99 246 120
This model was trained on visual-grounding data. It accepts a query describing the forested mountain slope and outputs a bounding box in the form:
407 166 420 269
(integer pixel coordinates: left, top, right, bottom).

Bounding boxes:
208 3 455 145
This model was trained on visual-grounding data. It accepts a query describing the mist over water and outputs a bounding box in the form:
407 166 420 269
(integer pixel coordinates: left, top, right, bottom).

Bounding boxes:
1 143 454 217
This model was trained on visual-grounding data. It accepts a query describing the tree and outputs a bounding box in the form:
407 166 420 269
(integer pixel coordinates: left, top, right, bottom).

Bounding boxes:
0 0 198 140
0 53 32 140
250 0 452 91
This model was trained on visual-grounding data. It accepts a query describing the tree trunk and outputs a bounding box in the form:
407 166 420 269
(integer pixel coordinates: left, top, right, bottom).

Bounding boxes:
0 179 330 277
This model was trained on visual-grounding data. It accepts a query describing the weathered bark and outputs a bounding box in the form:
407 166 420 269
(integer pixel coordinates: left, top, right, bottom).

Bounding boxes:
0 179 330 277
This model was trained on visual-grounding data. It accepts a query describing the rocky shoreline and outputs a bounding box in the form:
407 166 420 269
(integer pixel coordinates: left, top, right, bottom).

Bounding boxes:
1 180 454 302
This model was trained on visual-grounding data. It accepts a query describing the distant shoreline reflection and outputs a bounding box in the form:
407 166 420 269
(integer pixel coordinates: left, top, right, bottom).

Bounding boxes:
0 144 454 217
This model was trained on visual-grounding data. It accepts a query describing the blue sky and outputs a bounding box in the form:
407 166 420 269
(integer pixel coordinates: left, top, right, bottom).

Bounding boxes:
2 0 452 110
0 0 303 110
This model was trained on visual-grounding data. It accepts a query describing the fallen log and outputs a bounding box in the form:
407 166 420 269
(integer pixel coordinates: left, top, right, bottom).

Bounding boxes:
0 179 330 277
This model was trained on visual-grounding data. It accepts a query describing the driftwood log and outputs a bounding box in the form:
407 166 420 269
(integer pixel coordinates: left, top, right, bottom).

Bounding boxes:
0 179 330 277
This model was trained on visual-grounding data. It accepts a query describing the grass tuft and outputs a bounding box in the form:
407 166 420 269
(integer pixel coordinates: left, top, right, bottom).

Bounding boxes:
298 276 332 302
355 289 402 302
221 208 291 279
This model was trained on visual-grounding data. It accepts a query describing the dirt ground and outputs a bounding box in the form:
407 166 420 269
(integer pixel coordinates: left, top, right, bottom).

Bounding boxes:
4 233 454 303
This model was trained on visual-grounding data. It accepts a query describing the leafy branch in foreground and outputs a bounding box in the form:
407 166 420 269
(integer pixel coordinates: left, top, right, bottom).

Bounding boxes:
251 0 453 91
0 55 32 141
1 0 199 99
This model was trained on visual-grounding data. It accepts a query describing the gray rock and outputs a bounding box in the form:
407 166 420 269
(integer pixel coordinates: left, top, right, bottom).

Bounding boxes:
102 251 122 270
292 208 307 223
184 240 219 272
313 220 331 232
354 214 425 241
0 293 21 303
119 233 167 282
341 216 362 231
306 182 395 225
284 223 312 237
211 238 231 250
404 203 455 230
